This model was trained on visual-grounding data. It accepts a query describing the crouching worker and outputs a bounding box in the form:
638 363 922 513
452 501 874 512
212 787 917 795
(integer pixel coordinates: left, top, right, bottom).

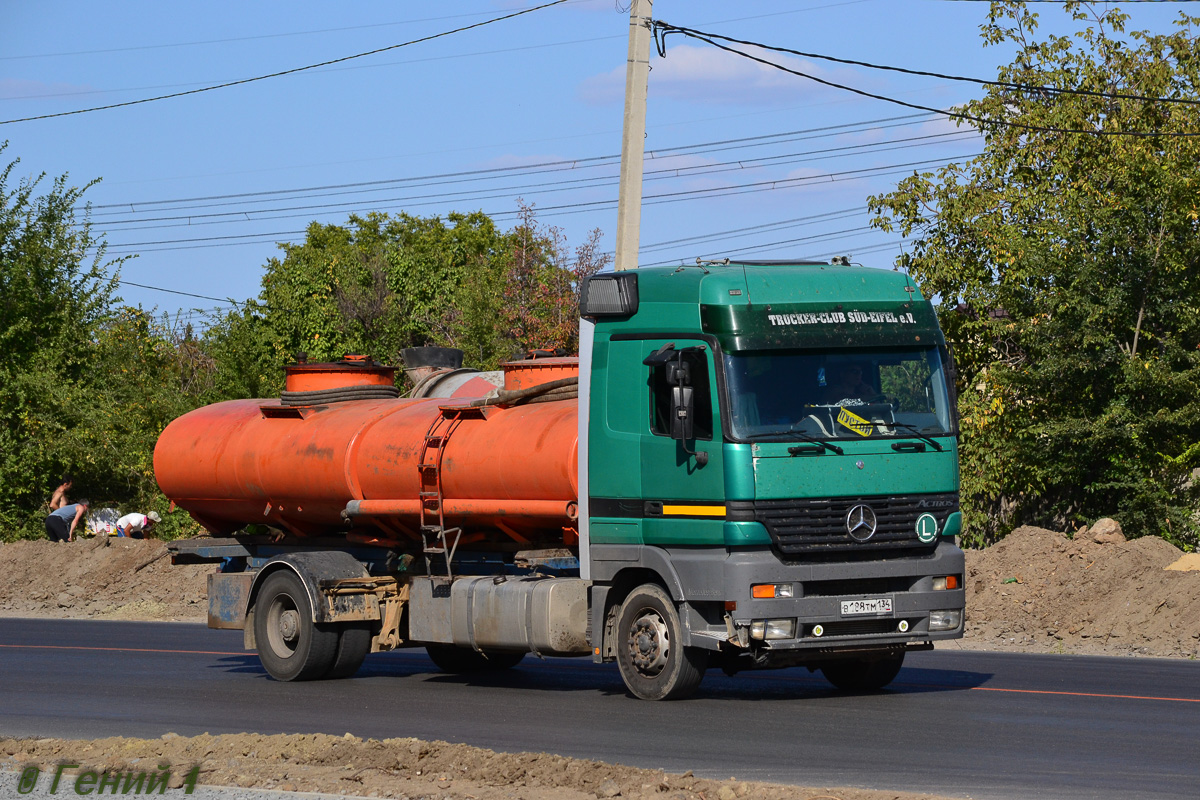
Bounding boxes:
45 498 89 543
115 510 161 539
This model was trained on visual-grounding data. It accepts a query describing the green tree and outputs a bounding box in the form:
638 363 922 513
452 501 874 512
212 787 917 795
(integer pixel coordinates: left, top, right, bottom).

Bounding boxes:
498 201 609 357
869 2 1200 548
242 207 607 379
253 211 515 380
0 150 122 537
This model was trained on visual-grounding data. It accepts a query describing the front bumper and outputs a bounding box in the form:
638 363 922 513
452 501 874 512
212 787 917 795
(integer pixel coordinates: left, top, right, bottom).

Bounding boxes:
704 539 965 653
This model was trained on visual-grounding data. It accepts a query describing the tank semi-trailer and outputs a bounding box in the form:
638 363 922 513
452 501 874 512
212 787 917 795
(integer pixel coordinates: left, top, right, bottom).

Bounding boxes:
158 261 966 700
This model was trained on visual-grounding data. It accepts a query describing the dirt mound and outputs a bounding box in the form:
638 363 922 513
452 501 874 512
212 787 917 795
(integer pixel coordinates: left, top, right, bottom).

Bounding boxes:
0 538 209 621
0 732 966 800
960 526 1200 658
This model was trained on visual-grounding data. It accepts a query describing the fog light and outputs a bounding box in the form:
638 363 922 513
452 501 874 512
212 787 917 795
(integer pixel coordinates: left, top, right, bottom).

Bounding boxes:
750 620 766 640
764 619 796 640
751 583 794 599
929 609 961 631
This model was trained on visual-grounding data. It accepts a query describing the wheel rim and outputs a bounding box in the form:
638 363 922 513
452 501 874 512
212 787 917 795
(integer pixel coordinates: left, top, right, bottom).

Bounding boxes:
627 608 671 677
266 592 301 659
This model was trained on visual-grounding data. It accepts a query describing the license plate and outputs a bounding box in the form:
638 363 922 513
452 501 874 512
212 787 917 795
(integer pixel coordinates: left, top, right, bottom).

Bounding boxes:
840 598 892 616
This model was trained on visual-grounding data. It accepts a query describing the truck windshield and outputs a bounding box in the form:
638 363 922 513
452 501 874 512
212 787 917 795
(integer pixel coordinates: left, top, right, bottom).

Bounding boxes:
723 347 955 442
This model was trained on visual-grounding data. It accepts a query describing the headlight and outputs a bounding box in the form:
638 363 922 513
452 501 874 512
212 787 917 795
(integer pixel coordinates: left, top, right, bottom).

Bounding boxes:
929 609 961 631
749 619 797 640
764 619 796 640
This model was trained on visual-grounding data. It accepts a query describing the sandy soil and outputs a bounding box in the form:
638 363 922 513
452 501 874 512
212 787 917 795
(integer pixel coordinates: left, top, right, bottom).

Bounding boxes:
0 536 211 621
2 523 1197 800
0 732 966 800
958 524 1200 658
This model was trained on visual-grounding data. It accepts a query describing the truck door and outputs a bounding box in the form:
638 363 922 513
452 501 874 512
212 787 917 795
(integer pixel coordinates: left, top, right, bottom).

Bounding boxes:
638 338 726 546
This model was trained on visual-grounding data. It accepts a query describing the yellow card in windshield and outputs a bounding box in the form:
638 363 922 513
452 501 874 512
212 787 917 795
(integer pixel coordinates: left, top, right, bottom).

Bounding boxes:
837 407 873 437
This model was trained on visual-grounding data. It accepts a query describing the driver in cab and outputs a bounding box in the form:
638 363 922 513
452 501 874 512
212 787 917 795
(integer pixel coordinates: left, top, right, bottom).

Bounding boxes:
823 362 875 404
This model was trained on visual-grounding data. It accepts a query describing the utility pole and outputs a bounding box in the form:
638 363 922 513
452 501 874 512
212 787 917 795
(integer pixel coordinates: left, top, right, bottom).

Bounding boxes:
614 0 653 272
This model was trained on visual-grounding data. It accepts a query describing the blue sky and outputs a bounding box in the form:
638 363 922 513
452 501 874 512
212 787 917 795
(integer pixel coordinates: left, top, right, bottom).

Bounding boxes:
0 1 1189 326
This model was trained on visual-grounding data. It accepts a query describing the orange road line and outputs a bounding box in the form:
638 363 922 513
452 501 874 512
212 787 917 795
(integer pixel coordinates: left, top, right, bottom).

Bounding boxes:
0 643 245 656
969 685 1200 704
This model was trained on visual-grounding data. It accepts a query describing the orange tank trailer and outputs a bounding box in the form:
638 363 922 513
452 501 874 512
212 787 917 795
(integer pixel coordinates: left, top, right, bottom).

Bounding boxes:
154 355 579 549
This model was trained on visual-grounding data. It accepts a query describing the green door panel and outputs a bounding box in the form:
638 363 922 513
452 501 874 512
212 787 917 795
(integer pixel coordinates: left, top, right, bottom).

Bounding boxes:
590 521 642 545
589 338 643 498
722 443 755 501
640 518 725 547
639 337 725 506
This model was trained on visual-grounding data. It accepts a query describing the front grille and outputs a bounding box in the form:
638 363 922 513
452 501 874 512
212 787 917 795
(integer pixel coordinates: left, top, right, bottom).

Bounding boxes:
805 619 908 637
735 492 958 557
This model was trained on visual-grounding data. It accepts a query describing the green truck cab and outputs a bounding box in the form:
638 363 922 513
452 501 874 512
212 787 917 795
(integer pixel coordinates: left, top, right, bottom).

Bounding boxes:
579 261 964 698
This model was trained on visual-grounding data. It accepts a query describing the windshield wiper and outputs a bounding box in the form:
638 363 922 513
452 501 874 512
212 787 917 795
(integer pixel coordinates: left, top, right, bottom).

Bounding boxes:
882 421 944 451
778 428 844 456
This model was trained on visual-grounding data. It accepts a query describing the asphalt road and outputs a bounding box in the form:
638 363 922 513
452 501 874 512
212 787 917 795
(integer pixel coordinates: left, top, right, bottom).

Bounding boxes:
1 619 1197 799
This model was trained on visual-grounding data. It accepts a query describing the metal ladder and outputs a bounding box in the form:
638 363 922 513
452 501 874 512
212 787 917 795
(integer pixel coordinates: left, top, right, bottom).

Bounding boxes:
416 407 478 577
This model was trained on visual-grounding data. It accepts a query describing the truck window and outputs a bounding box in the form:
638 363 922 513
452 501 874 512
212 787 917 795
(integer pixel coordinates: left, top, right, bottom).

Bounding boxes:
649 349 713 440
724 347 953 441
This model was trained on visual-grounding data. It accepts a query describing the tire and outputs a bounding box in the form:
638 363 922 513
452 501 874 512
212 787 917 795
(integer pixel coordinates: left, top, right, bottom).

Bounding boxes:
425 645 525 673
253 570 339 681
820 652 905 692
324 623 372 679
615 584 706 701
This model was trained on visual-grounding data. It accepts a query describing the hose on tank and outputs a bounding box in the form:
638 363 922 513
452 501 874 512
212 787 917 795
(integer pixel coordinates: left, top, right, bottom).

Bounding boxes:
469 376 578 408
280 385 400 406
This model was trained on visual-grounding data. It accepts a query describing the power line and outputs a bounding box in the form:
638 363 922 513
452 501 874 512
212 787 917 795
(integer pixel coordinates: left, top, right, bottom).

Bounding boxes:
100 154 974 254
0 9 528 61
638 207 865 254
652 21 1200 109
86 113 938 213
92 130 976 232
0 0 572 125
117 279 240 304
652 21 1200 138
2 0 864 64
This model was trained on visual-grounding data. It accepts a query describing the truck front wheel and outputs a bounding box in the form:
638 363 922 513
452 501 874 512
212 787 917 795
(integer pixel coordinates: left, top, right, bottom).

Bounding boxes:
616 584 706 700
254 570 338 681
820 652 905 692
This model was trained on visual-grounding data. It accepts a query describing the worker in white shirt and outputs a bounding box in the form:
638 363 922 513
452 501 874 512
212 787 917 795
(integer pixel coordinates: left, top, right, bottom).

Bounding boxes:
115 511 161 539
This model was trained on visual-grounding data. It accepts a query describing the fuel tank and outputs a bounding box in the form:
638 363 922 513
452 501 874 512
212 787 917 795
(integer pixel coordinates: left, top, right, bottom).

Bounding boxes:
154 353 579 546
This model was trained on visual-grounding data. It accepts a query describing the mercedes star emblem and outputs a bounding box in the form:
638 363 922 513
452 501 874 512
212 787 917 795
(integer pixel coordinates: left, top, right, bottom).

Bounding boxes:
845 504 878 542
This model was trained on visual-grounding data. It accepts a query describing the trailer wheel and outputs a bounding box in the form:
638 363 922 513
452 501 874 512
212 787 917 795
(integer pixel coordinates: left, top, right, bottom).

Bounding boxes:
820 652 905 692
616 584 706 700
425 645 525 673
254 570 338 681
324 623 372 679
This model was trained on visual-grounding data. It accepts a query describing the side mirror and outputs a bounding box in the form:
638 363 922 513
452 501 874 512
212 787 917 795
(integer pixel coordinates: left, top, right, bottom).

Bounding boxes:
671 385 695 441
665 360 691 387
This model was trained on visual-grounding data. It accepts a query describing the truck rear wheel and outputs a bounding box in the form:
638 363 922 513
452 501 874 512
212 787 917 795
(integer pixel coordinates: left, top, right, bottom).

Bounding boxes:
254 570 338 681
425 645 525 673
325 623 372 679
616 584 706 700
820 652 905 692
